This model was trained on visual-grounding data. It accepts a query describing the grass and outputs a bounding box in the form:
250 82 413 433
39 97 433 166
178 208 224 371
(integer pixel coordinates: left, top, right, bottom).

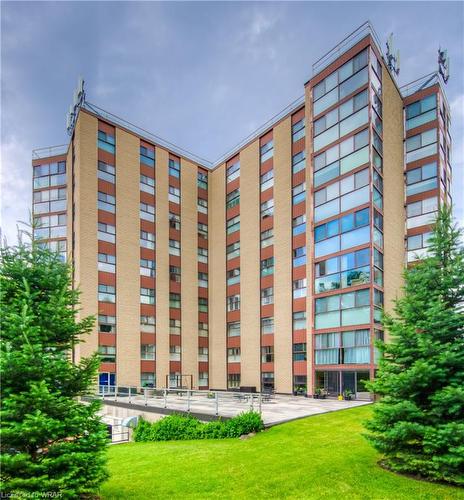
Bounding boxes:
101 405 464 499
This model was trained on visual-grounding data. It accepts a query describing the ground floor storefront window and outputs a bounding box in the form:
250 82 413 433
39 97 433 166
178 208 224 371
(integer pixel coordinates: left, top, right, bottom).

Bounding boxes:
315 370 370 399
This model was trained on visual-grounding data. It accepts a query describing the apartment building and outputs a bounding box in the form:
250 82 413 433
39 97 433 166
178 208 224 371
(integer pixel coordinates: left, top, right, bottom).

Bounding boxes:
32 22 452 399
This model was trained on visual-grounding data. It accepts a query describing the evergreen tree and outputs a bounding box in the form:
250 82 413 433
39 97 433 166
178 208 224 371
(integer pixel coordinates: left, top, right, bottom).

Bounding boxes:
365 206 464 485
0 237 108 497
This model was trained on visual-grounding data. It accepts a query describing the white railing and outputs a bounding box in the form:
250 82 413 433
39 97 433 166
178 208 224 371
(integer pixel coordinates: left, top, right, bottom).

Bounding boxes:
32 144 69 160
93 386 269 415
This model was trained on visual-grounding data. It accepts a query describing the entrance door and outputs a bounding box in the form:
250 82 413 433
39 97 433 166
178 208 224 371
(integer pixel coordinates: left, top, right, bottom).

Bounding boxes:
342 371 356 396
99 372 116 394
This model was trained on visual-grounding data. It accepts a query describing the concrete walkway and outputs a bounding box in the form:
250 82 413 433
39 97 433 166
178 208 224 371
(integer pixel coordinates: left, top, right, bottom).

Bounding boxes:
96 392 371 426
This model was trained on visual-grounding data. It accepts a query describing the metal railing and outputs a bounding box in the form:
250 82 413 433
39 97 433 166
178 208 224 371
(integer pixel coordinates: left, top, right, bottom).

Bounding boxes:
312 21 383 77
32 144 69 160
94 386 268 416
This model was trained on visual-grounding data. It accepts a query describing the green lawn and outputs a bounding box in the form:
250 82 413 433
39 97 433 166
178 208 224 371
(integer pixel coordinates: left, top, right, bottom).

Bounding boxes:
101 406 463 499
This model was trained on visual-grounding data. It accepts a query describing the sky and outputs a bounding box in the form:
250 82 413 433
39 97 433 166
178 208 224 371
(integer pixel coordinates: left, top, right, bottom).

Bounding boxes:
1 1 463 244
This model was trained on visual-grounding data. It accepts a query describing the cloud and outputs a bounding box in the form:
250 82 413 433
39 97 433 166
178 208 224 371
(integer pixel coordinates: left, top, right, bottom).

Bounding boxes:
0 135 32 245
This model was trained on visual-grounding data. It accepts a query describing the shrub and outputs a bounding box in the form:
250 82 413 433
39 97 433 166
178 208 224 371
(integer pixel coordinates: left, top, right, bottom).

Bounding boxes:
133 411 264 442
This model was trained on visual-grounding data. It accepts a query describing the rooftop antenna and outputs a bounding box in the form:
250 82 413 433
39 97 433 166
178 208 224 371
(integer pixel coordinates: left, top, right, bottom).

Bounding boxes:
66 76 86 136
438 47 450 83
386 33 400 77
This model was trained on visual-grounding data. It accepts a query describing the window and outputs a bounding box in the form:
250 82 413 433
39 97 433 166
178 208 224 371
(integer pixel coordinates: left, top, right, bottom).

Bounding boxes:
170 345 181 361
226 161 240 182
140 174 155 194
260 199 274 218
198 347 209 361
170 319 181 335
313 89 369 152
261 317 274 335
313 128 369 187
293 311 306 331
98 161 115 183
228 347 241 362
292 151 306 174
315 329 370 365
292 214 306 236
169 158 180 178
198 171 208 190
406 162 437 196
315 289 370 329
99 315 116 334
98 253 116 273
226 215 240 234
198 247 208 263
293 246 306 267
141 315 155 333
226 241 240 260
262 372 274 390
98 284 115 303
292 119 305 142
260 140 274 163
140 145 155 167
293 279 307 299
169 212 181 230
198 223 208 240
98 345 116 363
227 268 240 286
198 198 208 214
198 272 208 287
169 293 181 309
169 239 180 256
33 214 67 240
33 161 66 189
260 170 274 191
293 343 307 361
261 287 274 305
98 130 115 154
141 372 155 388
226 189 240 209
33 188 67 214
292 183 306 205
407 231 432 262
406 196 438 229
141 288 155 305
140 202 155 222
260 228 274 248
314 168 370 223
140 230 155 249
315 248 370 293
228 373 240 389
406 94 437 131
261 257 274 276
227 321 240 337
199 298 208 312
314 207 370 258
261 346 274 363
313 49 368 115
198 372 209 386
405 128 437 163
169 185 180 204
140 258 155 277
227 294 240 312
98 192 115 213
199 322 209 337
141 344 155 360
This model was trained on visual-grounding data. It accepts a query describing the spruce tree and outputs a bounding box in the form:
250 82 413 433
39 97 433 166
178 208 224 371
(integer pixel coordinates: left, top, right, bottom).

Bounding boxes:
365 206 464 485
0 237 108 497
